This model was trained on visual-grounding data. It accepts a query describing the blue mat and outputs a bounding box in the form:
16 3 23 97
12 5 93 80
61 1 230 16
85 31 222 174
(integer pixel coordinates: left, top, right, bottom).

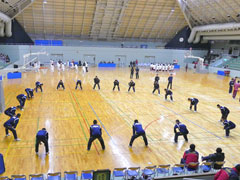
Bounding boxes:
7 72 22 79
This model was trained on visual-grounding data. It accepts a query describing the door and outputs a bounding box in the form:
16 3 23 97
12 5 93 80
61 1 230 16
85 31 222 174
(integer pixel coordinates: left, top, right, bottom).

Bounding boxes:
83 54 96 66
115 55 126 67
144 56 155 63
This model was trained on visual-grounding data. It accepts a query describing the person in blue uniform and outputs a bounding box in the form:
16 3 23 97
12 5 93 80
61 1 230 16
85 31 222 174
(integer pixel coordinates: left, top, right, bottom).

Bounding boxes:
93 76 100 90
3 114 21 141
128 80 135 92
167 74 173 89
130 67 134 79
136 67 139 79
4 106 16 117
57 80 65 90
229 78 234 94
223 120 236 137
155 74 160 83
25 88 34 99
129 120 148 147
113 80 120 91
35 81 43 92
217 104 230 122
164 89 173 101
87 120 105 151
152 81 160 95
75 80 82 90
16 94 27 110
174 120 189 143
188 98 199 112
35 128 49 154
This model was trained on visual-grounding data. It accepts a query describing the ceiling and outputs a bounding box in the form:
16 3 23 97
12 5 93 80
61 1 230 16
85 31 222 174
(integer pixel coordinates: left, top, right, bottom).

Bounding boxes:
0 0 240 41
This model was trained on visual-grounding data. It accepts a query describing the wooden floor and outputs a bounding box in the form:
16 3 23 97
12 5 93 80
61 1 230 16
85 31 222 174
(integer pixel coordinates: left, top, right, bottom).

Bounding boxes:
0 67 240 176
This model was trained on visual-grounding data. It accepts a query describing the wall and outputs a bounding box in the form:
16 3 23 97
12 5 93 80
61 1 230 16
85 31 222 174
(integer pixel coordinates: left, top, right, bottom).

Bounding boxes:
210 40 240 56
0 45 207 67
0 45 20 63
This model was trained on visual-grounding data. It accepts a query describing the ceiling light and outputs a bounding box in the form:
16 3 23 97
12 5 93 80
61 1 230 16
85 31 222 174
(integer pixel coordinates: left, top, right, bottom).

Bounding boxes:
43 0 47 4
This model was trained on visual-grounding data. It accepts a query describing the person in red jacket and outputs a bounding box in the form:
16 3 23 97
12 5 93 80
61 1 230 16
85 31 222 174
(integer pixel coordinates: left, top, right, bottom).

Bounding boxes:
214 164 240 180
180 144 199 169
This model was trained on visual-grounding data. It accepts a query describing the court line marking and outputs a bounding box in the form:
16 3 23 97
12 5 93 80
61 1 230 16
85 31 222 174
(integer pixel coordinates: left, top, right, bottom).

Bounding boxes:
154 101 222 139
88 103 115 144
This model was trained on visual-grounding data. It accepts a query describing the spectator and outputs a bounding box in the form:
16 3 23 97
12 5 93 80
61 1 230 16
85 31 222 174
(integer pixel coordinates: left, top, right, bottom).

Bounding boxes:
214 164 240 180
202 148 225 169
181 144 199 169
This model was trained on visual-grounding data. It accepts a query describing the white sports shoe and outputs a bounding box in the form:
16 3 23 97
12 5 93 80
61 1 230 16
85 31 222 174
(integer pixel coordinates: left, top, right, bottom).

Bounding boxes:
14 138 21 141
6 134 10 137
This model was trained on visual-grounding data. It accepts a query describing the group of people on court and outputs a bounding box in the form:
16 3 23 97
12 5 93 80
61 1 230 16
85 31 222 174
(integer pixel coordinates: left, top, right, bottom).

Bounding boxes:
150 63 175 72
228 76 240 101
3 81 49 155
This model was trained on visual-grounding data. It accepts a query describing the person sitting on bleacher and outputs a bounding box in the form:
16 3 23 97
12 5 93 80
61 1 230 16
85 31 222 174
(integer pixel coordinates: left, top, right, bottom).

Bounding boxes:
214 164 240 180
181 144 199 169
202 147 225 169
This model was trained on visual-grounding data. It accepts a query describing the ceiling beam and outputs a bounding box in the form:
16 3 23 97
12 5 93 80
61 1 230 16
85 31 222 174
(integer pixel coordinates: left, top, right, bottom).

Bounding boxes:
176 0 192 29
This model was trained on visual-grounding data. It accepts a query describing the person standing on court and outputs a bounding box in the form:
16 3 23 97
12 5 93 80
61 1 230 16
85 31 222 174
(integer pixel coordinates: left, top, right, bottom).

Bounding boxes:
25 88 34 99
164 88 173 101
188 98 199 112
4 106 16 117
3 113 21 141
87 120 105 151
223 120 236 137
57 80 65 90
35 128 49 154
174 120 189 143
130 67 134 79
75 80 82 90
35 81 43 92
16 94 27 110
229 78 234 94
155 74 160 83
232 80 240 99
217 104 230 122
136 66 139 79
128 80 135 92
129 120 148 147
113 79 120 91
167 74 173 89
152 81 160 95
93 76 100 90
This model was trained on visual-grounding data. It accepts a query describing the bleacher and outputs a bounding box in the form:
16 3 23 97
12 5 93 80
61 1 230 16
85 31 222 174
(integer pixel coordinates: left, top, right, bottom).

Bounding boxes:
217 57 240 71
0 53 10 69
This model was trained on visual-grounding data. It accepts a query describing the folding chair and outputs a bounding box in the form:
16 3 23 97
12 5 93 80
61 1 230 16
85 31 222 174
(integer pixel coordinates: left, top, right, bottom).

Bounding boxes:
47 172 61 180
172 164 185 175
64 171 78 180
0 177 9 180
11 175 26 180
213 161 225 171
186 162 199 174
29 174 44 180
201 162 212 173
112 168 126 180
156 165 170 177
81 170 94 180
142 166 156 178
126 167 140 179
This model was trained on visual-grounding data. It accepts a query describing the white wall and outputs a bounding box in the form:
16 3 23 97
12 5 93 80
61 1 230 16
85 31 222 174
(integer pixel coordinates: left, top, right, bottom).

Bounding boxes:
0 45 207 67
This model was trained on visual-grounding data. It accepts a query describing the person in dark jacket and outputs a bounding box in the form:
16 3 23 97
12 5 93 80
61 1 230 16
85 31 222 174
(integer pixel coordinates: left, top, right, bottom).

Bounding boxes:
35 128 49 154
181 144 199 169
3 114 21 141
152 81 160 95
4 106 16 117
167 74 173 89
16 94 27 110
155 74 160 83
35 81 43 92
87 120 105 150
128 80 135 92
202 147 225 169
164 89 173 101
113 80 120 91
188 98 199 112
223 120 236 137
25 88 34 99
130 67 134 79
129 120 148 147
217 104 230 122
136 67 139 79
57 80 65 90
174 120 189 143
214 164 240 180
75 80 82 90
229 78 234 94
93 76 100 90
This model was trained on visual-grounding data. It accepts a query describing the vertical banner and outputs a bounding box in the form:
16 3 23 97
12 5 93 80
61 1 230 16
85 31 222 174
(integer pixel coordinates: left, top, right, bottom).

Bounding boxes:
0 76 5 113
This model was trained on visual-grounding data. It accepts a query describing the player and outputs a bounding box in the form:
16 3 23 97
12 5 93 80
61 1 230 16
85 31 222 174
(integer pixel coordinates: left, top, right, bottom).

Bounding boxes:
128 80 135 92
93 76 100 90
113 80 120 91
164 88 173 101
4 107 16 117
167 74 173 89
75 80 82 90
129 120 148 147
223 120 236 137
25 88 34 99
35 128 49 155
35 81 43 92
174 120 188 143
188 98 199 112
3 114 21 141
136 67 139 79
152 81 160 95
217 104 230 122
57 80 65 90
16 94 27 110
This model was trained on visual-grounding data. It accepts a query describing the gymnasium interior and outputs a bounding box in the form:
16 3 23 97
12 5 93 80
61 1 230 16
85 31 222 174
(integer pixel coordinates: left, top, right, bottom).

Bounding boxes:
0 0 240 180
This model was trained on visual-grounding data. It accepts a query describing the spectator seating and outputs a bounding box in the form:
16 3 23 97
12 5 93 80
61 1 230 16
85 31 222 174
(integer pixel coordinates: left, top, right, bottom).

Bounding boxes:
218 57 240 70
29 174 44 180
64 171 78 180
